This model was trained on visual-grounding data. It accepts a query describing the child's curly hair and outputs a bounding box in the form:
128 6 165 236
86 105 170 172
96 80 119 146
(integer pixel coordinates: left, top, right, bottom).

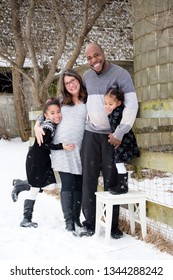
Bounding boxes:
43 97 60 114
105 88 124 103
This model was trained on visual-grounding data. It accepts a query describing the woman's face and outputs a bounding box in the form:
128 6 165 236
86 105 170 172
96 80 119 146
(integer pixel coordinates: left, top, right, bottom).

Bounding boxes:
64 75 80 97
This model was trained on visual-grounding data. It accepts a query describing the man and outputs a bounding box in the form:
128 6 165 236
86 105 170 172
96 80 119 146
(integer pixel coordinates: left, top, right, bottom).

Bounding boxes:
81 42 138 238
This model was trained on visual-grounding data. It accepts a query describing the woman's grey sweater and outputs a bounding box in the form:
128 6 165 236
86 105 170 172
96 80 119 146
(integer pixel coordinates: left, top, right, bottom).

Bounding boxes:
51 103 86 175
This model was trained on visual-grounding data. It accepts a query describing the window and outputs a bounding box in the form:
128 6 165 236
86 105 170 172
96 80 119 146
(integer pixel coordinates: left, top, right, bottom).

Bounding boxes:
0 71 13 93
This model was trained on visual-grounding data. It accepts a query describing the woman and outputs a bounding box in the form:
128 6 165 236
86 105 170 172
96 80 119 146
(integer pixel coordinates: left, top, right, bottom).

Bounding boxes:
35 69 87 234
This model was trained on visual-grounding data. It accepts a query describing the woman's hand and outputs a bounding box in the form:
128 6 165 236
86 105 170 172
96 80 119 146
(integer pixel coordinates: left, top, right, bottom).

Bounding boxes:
34 121 45 146
62 144 75 151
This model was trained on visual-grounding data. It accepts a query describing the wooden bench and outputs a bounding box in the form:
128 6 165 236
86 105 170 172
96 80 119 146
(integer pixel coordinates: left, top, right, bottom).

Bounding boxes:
95 190 147 244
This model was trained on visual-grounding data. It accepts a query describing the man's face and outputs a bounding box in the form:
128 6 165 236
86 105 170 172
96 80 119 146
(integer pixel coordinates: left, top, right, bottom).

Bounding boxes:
85 45 105 73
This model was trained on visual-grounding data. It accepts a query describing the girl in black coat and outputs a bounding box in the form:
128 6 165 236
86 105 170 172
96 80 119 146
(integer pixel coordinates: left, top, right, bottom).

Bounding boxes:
104 88 140 194
16 98 74 228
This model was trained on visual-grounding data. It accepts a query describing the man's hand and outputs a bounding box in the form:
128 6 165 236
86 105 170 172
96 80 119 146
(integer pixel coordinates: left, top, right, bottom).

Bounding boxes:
34 121 45 146
108 133 121 148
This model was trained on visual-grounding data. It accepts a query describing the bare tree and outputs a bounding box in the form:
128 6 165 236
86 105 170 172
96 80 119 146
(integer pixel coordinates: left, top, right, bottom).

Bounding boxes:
0 0 114 141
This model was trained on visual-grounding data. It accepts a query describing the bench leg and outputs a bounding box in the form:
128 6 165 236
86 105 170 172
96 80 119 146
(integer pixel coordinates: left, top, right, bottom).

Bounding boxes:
105 203 113 245
139 200 147 239
128 204 135 235
95 197 102 237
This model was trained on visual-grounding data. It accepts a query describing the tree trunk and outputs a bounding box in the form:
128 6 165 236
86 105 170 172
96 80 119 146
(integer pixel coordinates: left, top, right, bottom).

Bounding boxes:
12 68 30 141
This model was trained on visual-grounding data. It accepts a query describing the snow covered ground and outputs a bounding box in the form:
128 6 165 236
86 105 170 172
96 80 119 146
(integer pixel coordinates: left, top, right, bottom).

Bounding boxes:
0 138 172 279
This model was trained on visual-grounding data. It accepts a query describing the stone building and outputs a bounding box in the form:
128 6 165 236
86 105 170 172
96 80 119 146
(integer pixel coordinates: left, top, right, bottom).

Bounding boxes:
131 0 173 152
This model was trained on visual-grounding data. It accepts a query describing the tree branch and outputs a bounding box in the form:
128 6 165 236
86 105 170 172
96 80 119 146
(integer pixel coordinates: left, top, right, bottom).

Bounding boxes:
25 0 40 86
41 0 67 91
65 0 110 68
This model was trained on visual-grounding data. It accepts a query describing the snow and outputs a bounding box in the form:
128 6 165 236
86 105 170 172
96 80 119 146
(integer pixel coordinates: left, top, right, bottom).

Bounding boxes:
0 138 172 279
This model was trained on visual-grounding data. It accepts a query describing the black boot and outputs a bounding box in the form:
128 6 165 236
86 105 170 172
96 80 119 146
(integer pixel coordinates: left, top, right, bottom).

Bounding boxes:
73 191 83 228
108 172 128 195
20 199 38 228
60 191 75 232
11 179 30 202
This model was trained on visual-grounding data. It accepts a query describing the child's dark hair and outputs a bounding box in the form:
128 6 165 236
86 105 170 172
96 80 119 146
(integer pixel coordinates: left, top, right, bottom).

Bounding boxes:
105 88 124 103
43 97 60 114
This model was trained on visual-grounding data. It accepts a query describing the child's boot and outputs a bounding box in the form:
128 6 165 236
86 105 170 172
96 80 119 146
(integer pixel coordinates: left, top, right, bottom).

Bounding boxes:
20 199 38 228
108 172 128 195
11 179 30 202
